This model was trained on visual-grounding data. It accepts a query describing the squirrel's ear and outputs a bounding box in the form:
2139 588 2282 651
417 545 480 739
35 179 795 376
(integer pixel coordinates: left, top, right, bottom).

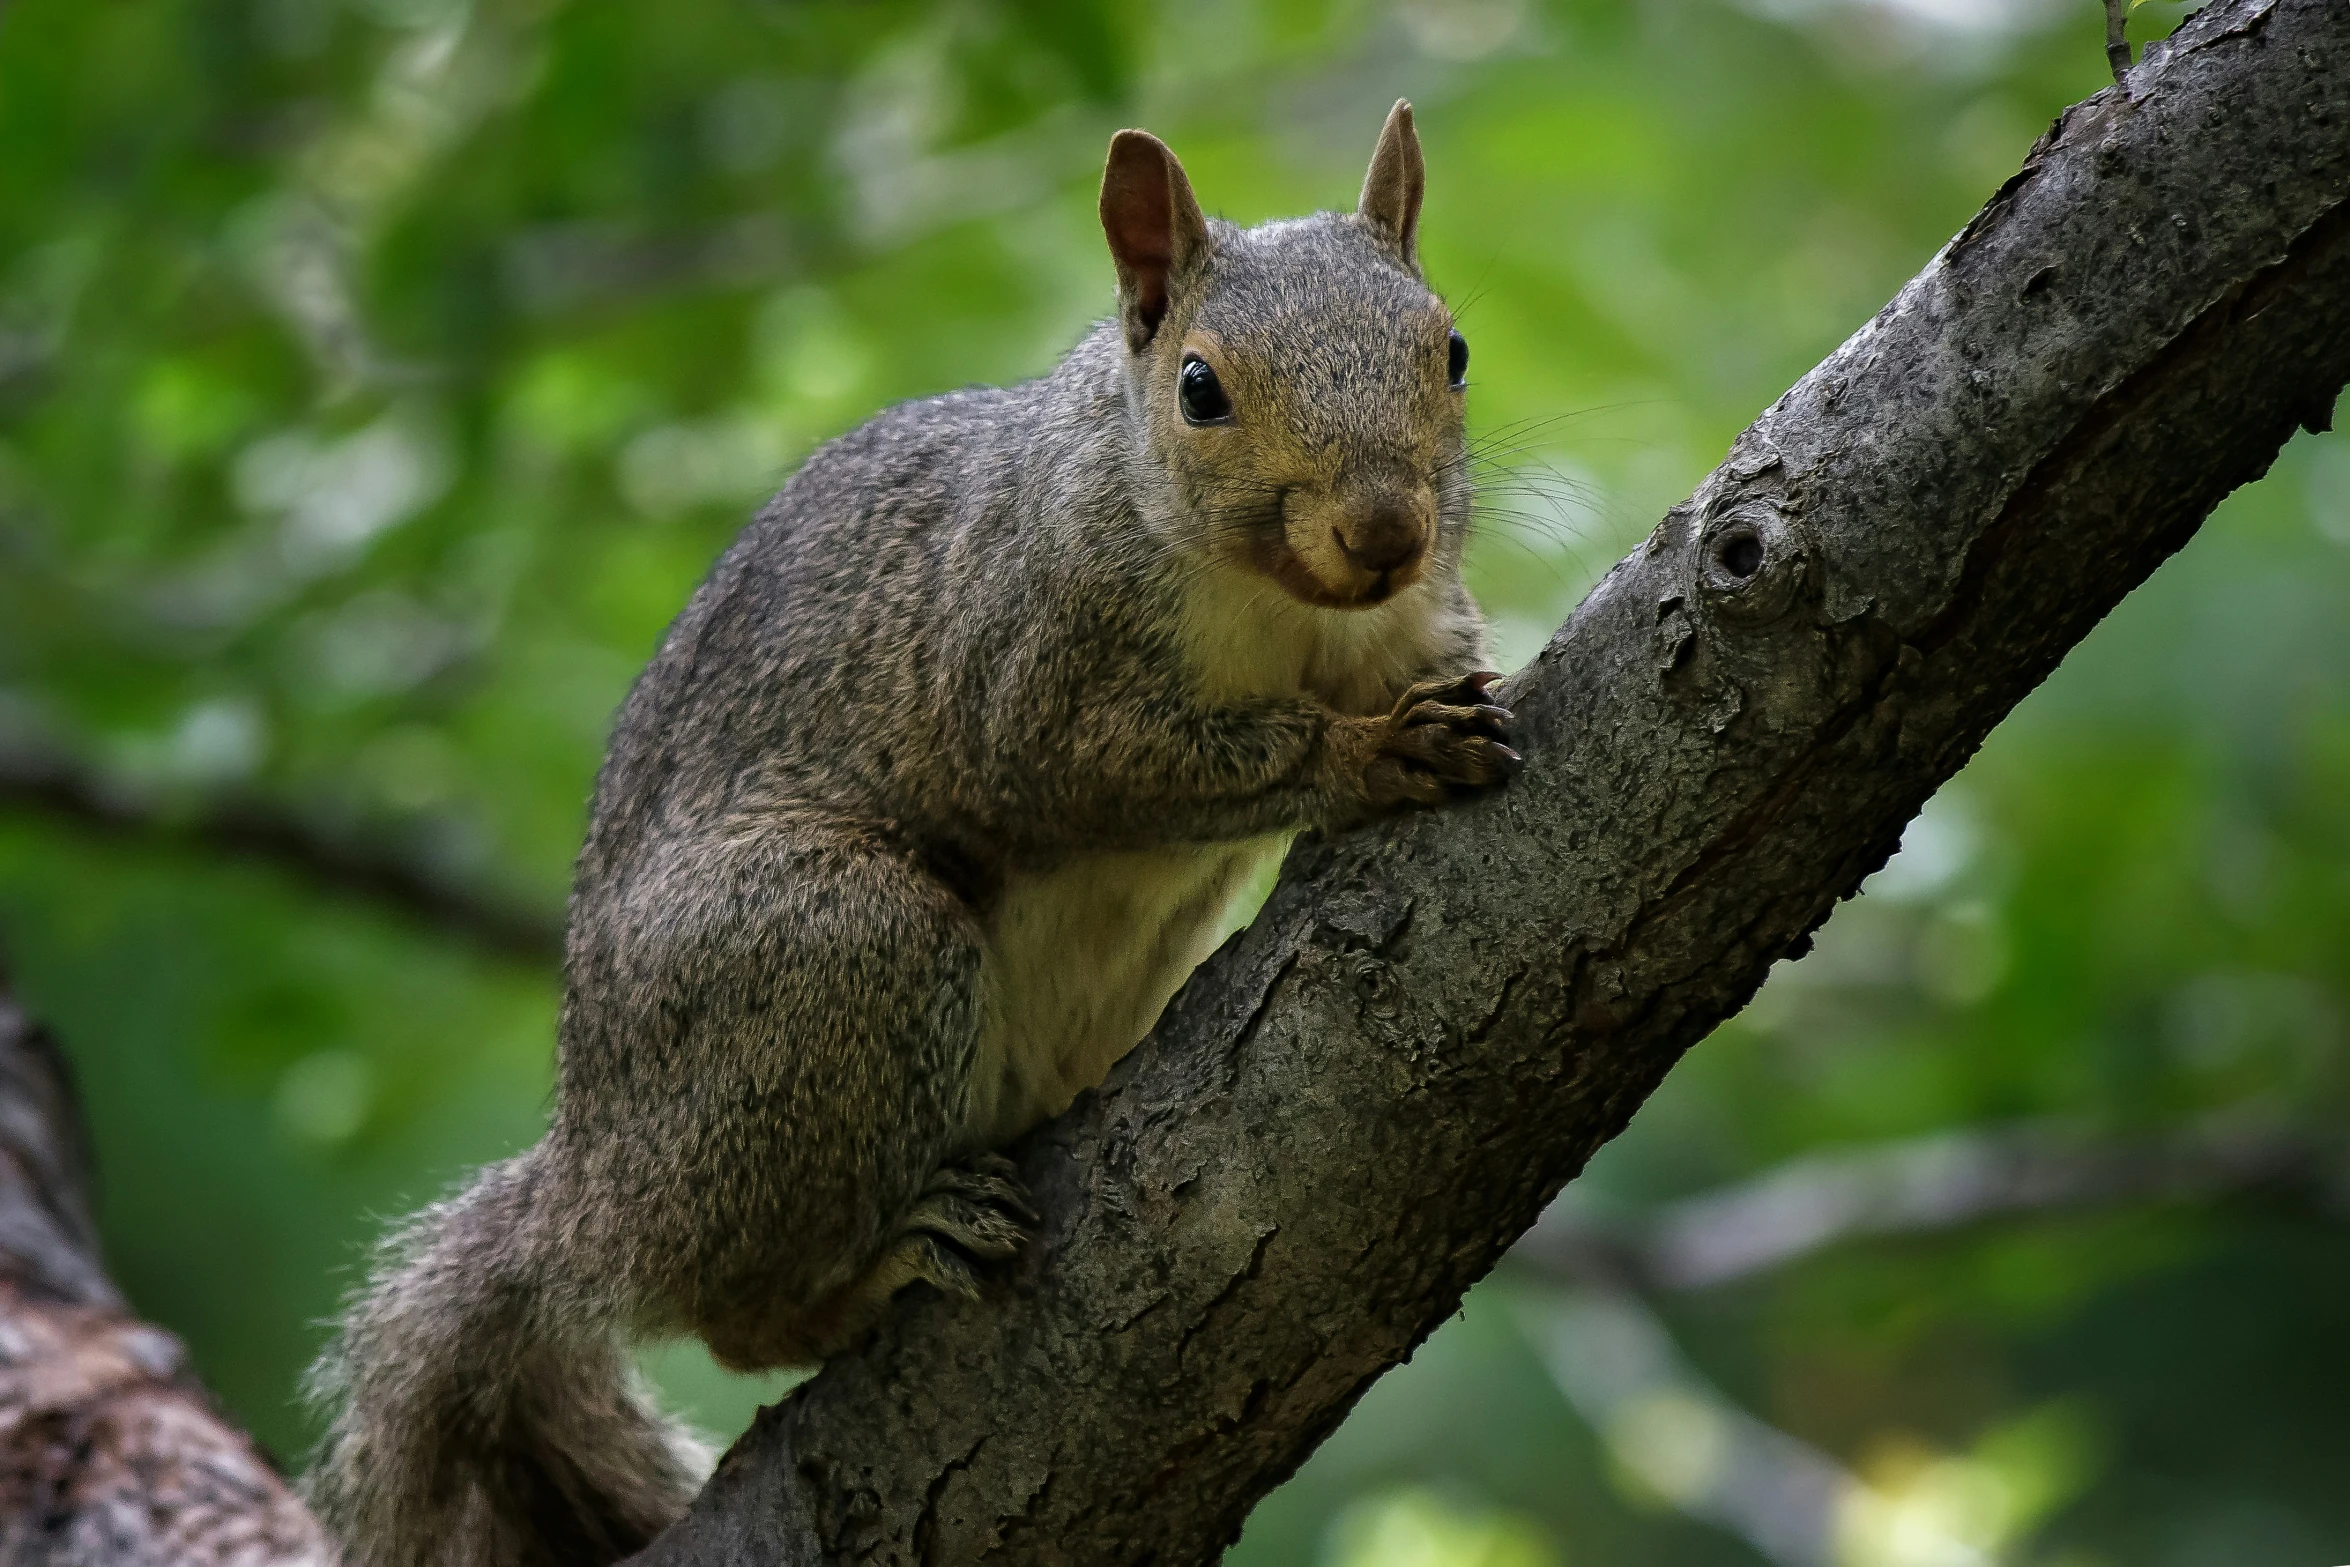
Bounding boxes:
1100 129 1211 353
1358 99 1425 270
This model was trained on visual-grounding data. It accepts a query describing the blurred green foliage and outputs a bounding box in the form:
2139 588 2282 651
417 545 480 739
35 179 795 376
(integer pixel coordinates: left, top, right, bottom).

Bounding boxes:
2 0 2343 1562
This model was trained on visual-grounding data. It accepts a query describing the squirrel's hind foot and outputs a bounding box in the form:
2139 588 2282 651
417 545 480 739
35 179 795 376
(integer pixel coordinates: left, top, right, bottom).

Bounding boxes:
898 1152 1036 1287
822 1155 1032 1328
750 1156 1035 1364
920 1151 1038 1219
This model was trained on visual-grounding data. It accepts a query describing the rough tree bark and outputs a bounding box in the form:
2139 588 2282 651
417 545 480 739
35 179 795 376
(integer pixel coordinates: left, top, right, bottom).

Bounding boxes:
621 2 2350 1562
0 971 329 1565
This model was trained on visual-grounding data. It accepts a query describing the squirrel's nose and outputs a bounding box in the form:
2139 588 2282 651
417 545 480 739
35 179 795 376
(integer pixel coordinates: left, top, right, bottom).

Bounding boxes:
1333 500 1426 576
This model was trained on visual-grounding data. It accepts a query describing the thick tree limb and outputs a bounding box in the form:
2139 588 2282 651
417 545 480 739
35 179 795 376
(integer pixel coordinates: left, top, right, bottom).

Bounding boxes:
0 968 330 1565
627 4 2350 1562
0 726 564 965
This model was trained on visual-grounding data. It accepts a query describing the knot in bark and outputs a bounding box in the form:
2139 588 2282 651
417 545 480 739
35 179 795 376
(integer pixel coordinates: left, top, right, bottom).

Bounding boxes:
1696 499 1809 627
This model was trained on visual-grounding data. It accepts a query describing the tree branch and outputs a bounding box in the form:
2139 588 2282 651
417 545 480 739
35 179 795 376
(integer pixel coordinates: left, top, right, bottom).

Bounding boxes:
1505 1113 2347 1566
0 726 564 966
0 965 331 1565
1514 1283 1868 1567
627 4 2350 1561
1518 1115 2345 1292
2104 0 2135 82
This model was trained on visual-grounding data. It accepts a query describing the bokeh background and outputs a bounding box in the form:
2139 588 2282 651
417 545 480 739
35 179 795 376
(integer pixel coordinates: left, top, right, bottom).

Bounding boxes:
3 0 2345 1563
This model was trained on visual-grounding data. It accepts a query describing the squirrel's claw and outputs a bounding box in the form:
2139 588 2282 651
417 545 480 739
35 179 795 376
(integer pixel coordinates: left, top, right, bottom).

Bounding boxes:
1363 669 1520 810
1399 701 1513 741
920 1151 1039 1223
902 1151 1037 1274
902 1189 1028 1263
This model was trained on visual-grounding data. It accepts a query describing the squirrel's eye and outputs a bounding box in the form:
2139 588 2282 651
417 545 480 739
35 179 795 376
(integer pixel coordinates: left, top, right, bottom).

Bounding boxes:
1179 355 1233 425
1447 330 1469 388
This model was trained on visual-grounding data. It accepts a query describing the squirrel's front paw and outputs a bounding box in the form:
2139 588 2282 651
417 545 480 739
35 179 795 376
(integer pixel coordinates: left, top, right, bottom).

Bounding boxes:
1360 671 1520 811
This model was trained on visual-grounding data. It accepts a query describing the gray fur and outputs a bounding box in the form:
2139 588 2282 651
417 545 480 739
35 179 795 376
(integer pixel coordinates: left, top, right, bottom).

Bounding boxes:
306 105 1512 1567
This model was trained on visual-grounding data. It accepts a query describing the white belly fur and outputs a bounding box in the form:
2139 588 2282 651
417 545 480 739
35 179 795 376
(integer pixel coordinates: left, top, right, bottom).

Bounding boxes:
965 835 1286 1145
957 558 1472 1145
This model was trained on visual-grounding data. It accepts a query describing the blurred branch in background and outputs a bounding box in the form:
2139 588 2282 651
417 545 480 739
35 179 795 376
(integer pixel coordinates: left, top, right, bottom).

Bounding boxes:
1515 1278 2082 1567
1517 1115 2347 1292
1508 1116 2348 1565
0 720 563 966
0 966 329 1566
1518 1284 1865 1567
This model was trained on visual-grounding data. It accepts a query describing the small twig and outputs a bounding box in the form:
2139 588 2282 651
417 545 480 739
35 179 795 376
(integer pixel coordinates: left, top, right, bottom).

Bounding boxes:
2105 0 2135 83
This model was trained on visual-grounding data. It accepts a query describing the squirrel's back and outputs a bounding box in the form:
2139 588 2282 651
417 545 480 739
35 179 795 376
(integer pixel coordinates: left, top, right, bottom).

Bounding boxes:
577 325 1143 884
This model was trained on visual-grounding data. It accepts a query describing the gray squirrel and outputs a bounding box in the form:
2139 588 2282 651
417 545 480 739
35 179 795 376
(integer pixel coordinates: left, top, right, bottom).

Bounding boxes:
305 100 1517 1567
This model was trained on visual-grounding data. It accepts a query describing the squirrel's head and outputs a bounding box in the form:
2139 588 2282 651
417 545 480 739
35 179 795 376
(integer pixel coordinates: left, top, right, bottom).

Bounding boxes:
1100 102 1469 612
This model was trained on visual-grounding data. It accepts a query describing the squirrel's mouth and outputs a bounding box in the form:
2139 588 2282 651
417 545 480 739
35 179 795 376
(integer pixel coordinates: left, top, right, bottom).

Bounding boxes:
1254 541 1425 610
1236 487 1433 609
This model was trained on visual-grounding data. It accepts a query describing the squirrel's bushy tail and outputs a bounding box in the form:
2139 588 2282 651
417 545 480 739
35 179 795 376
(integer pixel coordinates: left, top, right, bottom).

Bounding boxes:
304 1153 709 1567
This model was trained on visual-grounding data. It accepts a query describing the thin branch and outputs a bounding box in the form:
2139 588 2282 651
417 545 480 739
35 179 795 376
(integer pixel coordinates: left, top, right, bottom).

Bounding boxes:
2105 0 2134 83
1513 1285 1875 1567
0 965 331 1565
1516 1116 2344 1292
0 728 564 966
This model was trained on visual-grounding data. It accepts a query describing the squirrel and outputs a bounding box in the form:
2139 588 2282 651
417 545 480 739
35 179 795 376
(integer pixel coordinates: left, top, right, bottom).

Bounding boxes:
304 100 1517 1567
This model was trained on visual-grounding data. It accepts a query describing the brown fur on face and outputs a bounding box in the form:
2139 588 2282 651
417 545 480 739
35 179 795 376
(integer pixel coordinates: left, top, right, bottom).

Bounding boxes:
1107 97 1465 613
1132 256 1466 611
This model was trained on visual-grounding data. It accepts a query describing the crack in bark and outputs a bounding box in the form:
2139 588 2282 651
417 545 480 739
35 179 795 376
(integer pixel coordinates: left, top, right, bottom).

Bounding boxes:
1174 1225 1277 1374
912 1437 985 1567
